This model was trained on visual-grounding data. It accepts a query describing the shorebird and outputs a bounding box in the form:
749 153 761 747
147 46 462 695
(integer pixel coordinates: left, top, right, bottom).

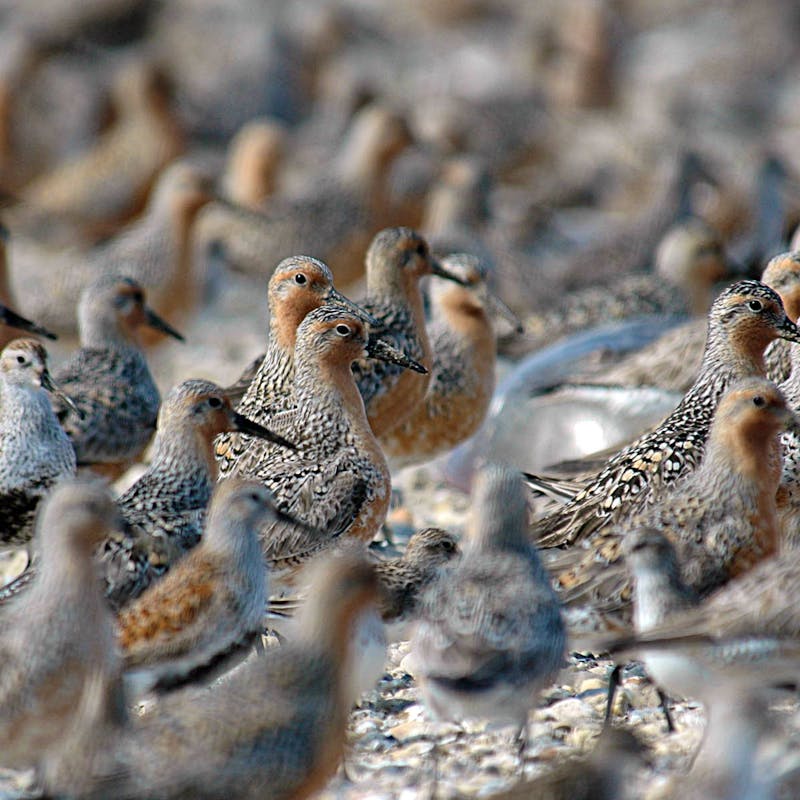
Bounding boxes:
529 280 800 548
192 102 412 287
52 274 184 480
266 527 461 636
83 550 379 800
351 226 468 438
0 338 77 547
412 463 566 759
118 479 309 694
576 249 800 398
103 379 294 609
0 480 122 771
226 306 424 591
552 378 794 627
216 255 376 475
380 252 520 467
375 527 461 639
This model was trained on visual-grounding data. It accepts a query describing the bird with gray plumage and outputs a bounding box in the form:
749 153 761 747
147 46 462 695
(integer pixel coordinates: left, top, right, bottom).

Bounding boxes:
102 379 295 609
576 249 800 399
52 274 184 481
0 480 122 772
267 527 460 639
265 527 460 703
376 527 461 639
117 479 309 695
0 338 76 547
412 463 566 758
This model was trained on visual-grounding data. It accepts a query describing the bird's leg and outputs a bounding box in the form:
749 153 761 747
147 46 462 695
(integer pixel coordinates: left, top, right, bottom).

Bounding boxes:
604 663 623 728
515 719 529 778
657 687 675 733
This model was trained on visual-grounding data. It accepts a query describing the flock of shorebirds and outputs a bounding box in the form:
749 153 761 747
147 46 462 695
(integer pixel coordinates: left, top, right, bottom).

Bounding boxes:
4 202 800 798
2 7 800 799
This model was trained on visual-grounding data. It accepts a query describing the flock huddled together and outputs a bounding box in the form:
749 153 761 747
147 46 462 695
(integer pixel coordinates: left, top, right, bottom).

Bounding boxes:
3 1 800 798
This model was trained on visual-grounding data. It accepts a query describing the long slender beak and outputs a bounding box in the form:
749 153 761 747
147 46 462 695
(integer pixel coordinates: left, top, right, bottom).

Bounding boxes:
777 315 800 344
231 411 297 451
484 289 524 333
41 370 85 419
430 258 470 286
366 334 427 374
0 305 57 340
329 289 381 328
144 307 185 342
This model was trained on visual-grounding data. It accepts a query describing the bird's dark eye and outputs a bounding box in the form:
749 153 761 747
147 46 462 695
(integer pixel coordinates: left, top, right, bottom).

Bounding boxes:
131 290 144 304
15 355 25 364
415 242 426 257
294 273 307 285
208 397 223 409
249 491 260 502
335 324 350 336
753 395 766 407
442 540 455 551
748 299 763 312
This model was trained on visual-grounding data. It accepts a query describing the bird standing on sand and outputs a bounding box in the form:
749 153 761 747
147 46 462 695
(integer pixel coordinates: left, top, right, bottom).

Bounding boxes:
413 464 566 758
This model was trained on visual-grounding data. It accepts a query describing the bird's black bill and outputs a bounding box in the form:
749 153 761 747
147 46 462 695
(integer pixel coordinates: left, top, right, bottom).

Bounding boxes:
0 305 57 340
366 335 427 374
41 371 85 419
144 308 185 342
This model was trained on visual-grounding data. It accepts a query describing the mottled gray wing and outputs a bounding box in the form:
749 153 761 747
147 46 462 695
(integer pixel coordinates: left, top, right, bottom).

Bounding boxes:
259 453 370 566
